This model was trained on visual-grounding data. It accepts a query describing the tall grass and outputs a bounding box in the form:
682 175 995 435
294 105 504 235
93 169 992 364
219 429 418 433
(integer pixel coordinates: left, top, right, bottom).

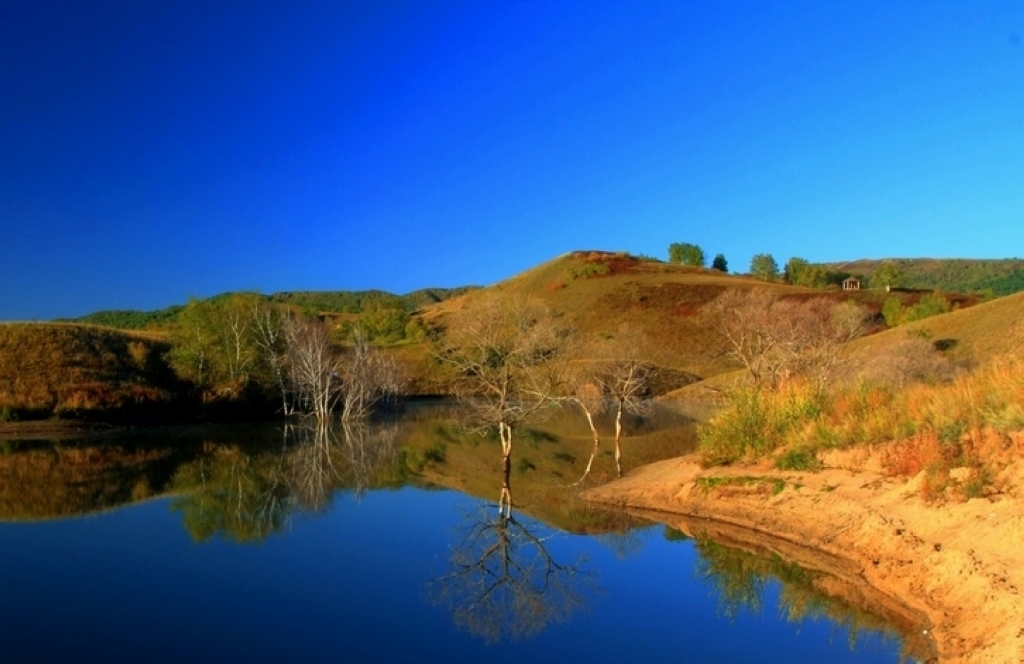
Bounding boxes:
699 356 1024 469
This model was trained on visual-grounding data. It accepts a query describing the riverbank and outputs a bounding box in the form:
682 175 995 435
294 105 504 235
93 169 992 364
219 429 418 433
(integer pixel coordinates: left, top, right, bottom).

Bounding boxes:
581 453 1024 662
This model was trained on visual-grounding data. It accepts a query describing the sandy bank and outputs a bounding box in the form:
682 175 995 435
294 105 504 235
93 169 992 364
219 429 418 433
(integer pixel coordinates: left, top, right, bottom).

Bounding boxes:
580 455 1024 663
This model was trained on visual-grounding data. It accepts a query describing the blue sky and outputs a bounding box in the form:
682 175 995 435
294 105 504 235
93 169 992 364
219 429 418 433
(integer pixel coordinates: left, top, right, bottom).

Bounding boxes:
2 1 1022 320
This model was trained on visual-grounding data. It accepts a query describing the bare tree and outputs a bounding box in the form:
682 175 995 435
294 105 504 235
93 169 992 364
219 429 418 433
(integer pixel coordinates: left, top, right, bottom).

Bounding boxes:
437 294 569 481
560 323 659 482
338 327 401 421
593 323 659 476
559 355 606 485
707 290 869 392
250 298 295 414
706 289 786 388
286 318 343 421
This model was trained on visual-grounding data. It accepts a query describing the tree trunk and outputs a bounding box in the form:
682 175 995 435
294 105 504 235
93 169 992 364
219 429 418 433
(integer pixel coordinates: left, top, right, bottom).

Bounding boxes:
614 401 624 478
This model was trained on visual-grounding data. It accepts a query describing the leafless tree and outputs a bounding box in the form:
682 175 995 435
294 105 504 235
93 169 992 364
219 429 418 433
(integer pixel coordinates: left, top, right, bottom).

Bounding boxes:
707 290 869 392
250 298 295 414
286 318 343 421
338 327 401 421
437 293 569 479
592 323 660 477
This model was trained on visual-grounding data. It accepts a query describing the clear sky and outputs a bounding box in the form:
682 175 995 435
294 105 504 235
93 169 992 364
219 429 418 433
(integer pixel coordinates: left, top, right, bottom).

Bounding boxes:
2 1 1022 320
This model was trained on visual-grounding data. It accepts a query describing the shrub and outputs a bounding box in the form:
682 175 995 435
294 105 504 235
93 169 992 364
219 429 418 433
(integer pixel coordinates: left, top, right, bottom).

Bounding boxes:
774 449 821 471
698 382 826 466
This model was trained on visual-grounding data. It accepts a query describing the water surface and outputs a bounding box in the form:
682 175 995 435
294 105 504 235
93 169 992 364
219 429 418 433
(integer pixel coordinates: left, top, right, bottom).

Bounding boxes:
0 406 925 662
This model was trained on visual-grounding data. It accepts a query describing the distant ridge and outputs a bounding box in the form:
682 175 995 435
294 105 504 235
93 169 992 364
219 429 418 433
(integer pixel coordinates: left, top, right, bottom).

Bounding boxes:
58 286 480 330
818 258 1024 297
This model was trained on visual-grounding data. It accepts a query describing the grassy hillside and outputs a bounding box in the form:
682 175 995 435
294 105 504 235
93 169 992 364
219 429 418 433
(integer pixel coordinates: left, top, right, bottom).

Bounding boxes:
849 289 1024 368
665 287 1024 401
822 258 1024 297
10 251 1013 420
401 251 902 388
0 323 184 421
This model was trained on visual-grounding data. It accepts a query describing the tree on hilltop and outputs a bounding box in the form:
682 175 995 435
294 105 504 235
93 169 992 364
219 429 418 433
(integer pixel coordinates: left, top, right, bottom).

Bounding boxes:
668 242 706 267
712 254 728 272
750 254 779 282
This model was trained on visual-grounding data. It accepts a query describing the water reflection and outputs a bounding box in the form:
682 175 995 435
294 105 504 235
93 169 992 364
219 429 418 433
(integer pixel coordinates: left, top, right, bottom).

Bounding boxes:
169 420 405 539
171 443 292 543
0 406 923 660
429 467 596 642
658 515 936 662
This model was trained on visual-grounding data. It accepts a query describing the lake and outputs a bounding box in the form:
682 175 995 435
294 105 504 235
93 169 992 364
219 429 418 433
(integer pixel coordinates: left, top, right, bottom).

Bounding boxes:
0 403 928 662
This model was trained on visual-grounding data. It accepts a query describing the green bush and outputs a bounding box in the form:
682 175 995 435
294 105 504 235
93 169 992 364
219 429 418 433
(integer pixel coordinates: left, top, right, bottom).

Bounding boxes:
774 449 821 471
698 384 826 466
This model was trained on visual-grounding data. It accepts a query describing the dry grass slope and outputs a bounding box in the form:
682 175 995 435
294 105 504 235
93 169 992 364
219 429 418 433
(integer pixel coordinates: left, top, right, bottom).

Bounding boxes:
0 323 180 419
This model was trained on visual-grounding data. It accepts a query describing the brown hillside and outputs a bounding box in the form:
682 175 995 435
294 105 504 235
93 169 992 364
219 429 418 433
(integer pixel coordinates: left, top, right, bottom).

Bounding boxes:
664 288 1024 401
0 323 180 419
399 251 896 390
849 289 1024 367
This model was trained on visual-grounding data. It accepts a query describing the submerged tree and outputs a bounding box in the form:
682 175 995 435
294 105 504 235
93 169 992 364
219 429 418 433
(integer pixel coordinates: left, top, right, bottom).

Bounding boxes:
437 293 569 483
338 327 400 420
594 323 659 476
562 323 659 482
286 318 343 421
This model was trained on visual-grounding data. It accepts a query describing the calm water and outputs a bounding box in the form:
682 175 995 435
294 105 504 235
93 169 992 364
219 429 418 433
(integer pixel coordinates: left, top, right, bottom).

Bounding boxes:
0 405 926 663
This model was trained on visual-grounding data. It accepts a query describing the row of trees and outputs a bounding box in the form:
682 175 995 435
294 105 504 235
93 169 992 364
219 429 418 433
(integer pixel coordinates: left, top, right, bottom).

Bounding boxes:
167 293 399 421
667 243 906 292
668 243 727 272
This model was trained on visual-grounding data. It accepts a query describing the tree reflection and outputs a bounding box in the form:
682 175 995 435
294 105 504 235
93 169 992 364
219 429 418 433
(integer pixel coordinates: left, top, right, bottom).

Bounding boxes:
286 422 336 511
172 418 403 541
693 536 935 661
171 445 292 543
430 470 596 642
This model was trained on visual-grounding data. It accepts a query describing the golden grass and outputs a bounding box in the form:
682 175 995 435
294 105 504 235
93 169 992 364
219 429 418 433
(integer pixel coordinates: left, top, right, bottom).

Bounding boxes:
417 251 831 382
850 290 1024 368
0 323 179 419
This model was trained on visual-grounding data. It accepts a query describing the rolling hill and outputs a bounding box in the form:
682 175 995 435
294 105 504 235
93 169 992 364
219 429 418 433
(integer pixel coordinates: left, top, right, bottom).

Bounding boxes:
4 250 1020 422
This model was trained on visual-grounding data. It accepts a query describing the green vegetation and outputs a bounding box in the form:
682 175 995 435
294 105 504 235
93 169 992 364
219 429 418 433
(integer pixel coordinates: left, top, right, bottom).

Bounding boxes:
882 291 952 327
711 253 728 272
749 253 779 281
59 305 185 330
668 242 706 267
823 258 1024 297
695 474 788 495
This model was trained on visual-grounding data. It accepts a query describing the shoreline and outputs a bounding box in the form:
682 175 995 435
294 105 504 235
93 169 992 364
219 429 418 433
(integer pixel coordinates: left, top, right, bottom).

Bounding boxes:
580 455 1024 663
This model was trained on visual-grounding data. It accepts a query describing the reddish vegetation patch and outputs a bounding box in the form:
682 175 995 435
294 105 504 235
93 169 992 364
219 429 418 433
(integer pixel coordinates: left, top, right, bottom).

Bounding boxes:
570 250 644 277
